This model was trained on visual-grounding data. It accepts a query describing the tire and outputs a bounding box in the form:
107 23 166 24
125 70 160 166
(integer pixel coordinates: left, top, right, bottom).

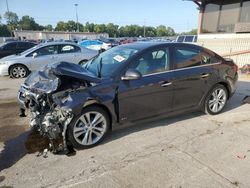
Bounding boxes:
10 64 29 78
78 60 88 66
67 106 110 149
204 84 228 115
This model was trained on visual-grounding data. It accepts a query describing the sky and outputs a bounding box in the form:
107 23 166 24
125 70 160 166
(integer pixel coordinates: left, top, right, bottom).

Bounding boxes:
0 0 198 32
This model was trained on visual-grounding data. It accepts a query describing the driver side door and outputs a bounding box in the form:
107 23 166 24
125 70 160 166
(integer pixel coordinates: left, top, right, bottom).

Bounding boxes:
118 47 174 123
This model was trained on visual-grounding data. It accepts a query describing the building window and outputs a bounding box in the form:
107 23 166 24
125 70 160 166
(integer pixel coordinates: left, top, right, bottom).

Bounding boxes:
240 1 250 22
218 0 241 33
202 2 221 33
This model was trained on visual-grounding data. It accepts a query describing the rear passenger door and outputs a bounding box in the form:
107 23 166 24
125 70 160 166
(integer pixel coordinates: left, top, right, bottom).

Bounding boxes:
171 45 216 111
58 44 81 64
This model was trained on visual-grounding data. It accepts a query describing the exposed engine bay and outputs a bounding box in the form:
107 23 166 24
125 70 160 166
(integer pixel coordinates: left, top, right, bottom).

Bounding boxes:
18 62 101 154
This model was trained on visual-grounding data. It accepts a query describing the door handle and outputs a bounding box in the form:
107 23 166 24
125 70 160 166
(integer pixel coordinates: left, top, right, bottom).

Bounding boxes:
160 81 172 87
201 73 210 78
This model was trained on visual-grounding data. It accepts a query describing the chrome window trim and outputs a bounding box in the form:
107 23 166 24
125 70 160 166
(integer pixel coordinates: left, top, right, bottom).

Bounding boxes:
142 62 222 78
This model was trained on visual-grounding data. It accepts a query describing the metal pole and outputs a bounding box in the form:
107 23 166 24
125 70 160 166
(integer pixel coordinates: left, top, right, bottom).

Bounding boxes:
6 0 10 12
74 4 79 32
6 0 13 37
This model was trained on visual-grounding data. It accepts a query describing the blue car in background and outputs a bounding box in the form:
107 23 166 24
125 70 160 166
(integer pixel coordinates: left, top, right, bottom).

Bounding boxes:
79 40 111 52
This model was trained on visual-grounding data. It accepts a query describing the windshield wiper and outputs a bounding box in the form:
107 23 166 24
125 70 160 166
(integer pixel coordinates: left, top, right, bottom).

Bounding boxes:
97 58 103 78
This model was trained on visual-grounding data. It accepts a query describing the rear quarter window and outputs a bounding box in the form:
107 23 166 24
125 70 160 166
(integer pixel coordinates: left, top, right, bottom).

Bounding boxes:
174 47 201 69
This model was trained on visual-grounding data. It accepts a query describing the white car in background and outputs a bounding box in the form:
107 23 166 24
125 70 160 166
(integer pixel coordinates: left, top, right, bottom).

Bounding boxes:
0 42 98 78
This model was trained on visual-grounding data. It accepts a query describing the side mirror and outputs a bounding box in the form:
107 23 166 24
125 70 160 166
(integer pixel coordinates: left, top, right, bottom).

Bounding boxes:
121 69 142 81
32 52 38 58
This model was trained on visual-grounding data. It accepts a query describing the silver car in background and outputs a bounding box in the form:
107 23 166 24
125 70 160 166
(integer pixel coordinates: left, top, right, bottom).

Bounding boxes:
0 42 98 78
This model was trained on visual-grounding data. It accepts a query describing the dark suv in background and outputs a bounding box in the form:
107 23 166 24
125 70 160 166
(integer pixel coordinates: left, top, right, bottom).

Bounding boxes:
0 41 36 59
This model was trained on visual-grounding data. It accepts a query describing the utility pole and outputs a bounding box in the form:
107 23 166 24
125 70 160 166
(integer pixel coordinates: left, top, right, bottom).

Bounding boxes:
6 0 10 13
74 4 79 32
6 0 14 37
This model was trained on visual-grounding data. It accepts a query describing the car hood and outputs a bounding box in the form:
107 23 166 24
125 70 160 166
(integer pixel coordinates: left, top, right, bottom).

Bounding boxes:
24 61 100 94
0 54 24 61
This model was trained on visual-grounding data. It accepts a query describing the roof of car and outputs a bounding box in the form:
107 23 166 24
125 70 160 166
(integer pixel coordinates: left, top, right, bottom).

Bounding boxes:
119 42 202 50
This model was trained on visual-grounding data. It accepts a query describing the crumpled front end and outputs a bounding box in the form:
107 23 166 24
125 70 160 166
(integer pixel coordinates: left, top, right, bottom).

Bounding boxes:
18 62 100 153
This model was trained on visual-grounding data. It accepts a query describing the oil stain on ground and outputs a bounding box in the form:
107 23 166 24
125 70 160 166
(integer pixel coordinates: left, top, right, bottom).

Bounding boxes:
0 100 50 172
0 130 50 172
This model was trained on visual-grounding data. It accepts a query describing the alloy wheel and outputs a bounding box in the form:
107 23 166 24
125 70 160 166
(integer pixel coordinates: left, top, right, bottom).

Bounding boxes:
73 111 107 146
12 66 27 78
208 88 227 113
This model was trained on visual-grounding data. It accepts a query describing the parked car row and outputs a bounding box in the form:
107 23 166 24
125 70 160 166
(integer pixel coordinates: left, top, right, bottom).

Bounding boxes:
0 42 98 78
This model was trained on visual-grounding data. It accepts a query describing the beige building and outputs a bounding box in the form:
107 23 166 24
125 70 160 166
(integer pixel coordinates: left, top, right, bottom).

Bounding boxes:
191 0 250 68
13 30 109 41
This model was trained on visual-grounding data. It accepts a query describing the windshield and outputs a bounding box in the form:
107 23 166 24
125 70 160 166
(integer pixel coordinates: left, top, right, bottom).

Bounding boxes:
84 46 138 78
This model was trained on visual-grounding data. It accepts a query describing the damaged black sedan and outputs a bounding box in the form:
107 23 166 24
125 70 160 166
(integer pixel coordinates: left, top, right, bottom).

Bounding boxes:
18 42 238 151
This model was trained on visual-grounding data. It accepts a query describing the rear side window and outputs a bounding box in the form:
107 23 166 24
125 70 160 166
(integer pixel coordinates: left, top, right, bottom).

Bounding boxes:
60 45 80 53
174 47 201 69
201 51 222 65
184 36 194 43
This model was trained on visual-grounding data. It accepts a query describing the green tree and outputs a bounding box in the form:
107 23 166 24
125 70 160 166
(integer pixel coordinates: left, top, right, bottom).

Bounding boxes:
166 27 175 36
19 15 43 30
0 15 2 24
94 24 106 33
0 25 11 36
106 23 119 37
4 11 18 26
156 25 167 36
84 22 95 32
145 26 156 37
55 21 67 31
44 24 53 31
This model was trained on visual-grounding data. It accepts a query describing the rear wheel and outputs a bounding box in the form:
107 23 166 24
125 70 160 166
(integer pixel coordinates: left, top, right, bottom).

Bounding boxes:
10 64 29 78
67 106 110 149
204 84 228 115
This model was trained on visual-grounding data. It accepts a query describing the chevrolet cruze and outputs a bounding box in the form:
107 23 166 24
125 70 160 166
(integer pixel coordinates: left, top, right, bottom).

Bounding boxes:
18 42 238 153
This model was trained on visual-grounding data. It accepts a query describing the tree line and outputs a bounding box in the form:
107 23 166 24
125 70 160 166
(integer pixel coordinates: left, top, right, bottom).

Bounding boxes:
0 11 196 38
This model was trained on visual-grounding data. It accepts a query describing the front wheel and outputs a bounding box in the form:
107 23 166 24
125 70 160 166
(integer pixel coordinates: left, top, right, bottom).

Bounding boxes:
10 64 29 78
67 106 110 149
204 84 228 115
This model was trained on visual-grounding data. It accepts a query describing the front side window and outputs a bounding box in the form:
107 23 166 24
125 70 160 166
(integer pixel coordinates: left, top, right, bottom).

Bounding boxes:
174 47 201 69
130 48 169 76
60 45 80 54
29 45 58 57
